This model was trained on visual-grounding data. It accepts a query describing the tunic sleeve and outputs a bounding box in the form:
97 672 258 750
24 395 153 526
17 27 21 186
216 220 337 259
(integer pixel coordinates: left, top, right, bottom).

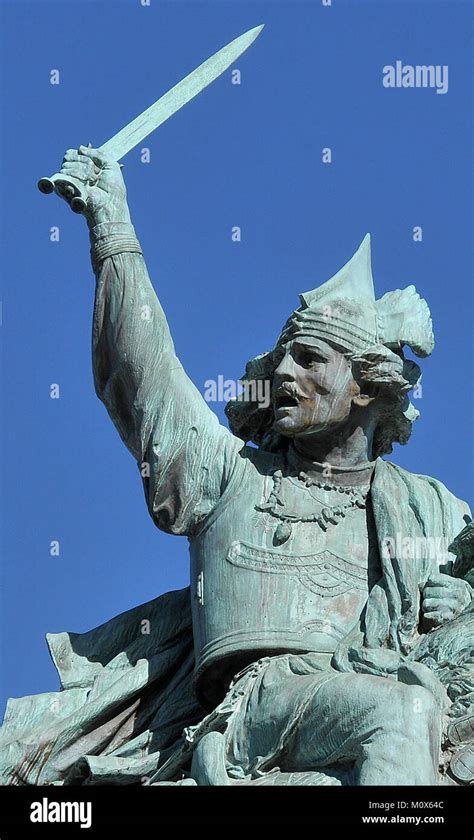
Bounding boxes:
91 224 245 536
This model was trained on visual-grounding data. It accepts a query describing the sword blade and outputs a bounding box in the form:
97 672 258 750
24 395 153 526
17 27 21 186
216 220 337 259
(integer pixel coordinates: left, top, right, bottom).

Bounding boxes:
100 24 264 161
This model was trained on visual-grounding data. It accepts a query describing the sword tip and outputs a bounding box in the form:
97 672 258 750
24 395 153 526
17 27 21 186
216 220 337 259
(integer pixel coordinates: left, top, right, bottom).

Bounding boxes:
242 23 264 46
243 24 265 42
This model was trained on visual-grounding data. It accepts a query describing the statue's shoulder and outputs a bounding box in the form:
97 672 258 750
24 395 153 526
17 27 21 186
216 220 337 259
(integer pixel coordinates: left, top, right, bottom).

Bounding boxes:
239 443 285 473
375 458 471 518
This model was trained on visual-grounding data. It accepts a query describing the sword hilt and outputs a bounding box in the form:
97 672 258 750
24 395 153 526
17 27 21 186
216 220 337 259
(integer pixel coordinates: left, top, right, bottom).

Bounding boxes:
37 173 88 214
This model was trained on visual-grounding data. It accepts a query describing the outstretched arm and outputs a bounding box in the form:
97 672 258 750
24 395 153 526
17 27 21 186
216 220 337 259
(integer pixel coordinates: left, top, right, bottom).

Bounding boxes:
57 146 244 535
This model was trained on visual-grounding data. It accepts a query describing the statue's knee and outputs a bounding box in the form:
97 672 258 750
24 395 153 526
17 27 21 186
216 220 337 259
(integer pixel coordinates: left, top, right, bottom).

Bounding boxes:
398 684 439 732
368 683 438 739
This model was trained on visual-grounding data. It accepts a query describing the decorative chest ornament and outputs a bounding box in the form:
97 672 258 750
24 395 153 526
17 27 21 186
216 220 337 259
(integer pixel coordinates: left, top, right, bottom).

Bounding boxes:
256 468 371 544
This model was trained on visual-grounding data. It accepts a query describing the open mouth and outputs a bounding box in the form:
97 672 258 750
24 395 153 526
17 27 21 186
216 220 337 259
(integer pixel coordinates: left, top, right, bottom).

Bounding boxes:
275 393 299 409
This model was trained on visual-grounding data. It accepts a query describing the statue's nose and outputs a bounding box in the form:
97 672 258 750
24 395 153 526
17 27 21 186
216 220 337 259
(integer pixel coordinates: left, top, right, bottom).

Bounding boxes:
274 349 295 380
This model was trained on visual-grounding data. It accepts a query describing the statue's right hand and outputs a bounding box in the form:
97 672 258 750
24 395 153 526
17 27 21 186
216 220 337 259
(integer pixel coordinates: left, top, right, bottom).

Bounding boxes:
58 146 131 227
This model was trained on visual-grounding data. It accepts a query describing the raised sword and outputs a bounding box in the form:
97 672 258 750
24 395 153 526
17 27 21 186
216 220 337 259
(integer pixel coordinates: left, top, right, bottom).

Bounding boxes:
38 24 264 213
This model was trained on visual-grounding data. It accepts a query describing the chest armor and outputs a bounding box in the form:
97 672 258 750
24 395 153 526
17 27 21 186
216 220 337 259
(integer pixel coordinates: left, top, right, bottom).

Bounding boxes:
190 462 377 708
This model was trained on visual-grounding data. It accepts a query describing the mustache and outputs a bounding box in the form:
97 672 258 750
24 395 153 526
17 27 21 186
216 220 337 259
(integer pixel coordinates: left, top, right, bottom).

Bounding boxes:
272 383 307 403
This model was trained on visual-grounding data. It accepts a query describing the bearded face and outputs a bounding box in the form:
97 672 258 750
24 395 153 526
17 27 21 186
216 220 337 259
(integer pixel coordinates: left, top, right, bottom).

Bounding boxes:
271 337 360 438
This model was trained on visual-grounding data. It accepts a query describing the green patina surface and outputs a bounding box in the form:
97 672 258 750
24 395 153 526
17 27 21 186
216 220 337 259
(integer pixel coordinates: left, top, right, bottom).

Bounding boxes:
2 32 473 783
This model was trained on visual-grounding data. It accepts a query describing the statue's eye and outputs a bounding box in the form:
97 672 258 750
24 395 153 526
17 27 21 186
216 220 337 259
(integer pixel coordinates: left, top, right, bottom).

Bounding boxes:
299 351 325 367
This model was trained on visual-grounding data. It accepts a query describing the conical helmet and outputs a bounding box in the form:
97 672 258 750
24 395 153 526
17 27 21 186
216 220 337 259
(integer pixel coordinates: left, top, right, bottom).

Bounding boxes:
276 234 434 358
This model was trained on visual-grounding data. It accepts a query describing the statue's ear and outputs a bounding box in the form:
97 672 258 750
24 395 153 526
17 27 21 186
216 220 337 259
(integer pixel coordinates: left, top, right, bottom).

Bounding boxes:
350 379 377 407
352 392 377 408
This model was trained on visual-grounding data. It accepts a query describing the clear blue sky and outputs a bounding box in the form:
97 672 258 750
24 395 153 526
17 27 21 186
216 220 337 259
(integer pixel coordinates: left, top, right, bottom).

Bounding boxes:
1 0 472 712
